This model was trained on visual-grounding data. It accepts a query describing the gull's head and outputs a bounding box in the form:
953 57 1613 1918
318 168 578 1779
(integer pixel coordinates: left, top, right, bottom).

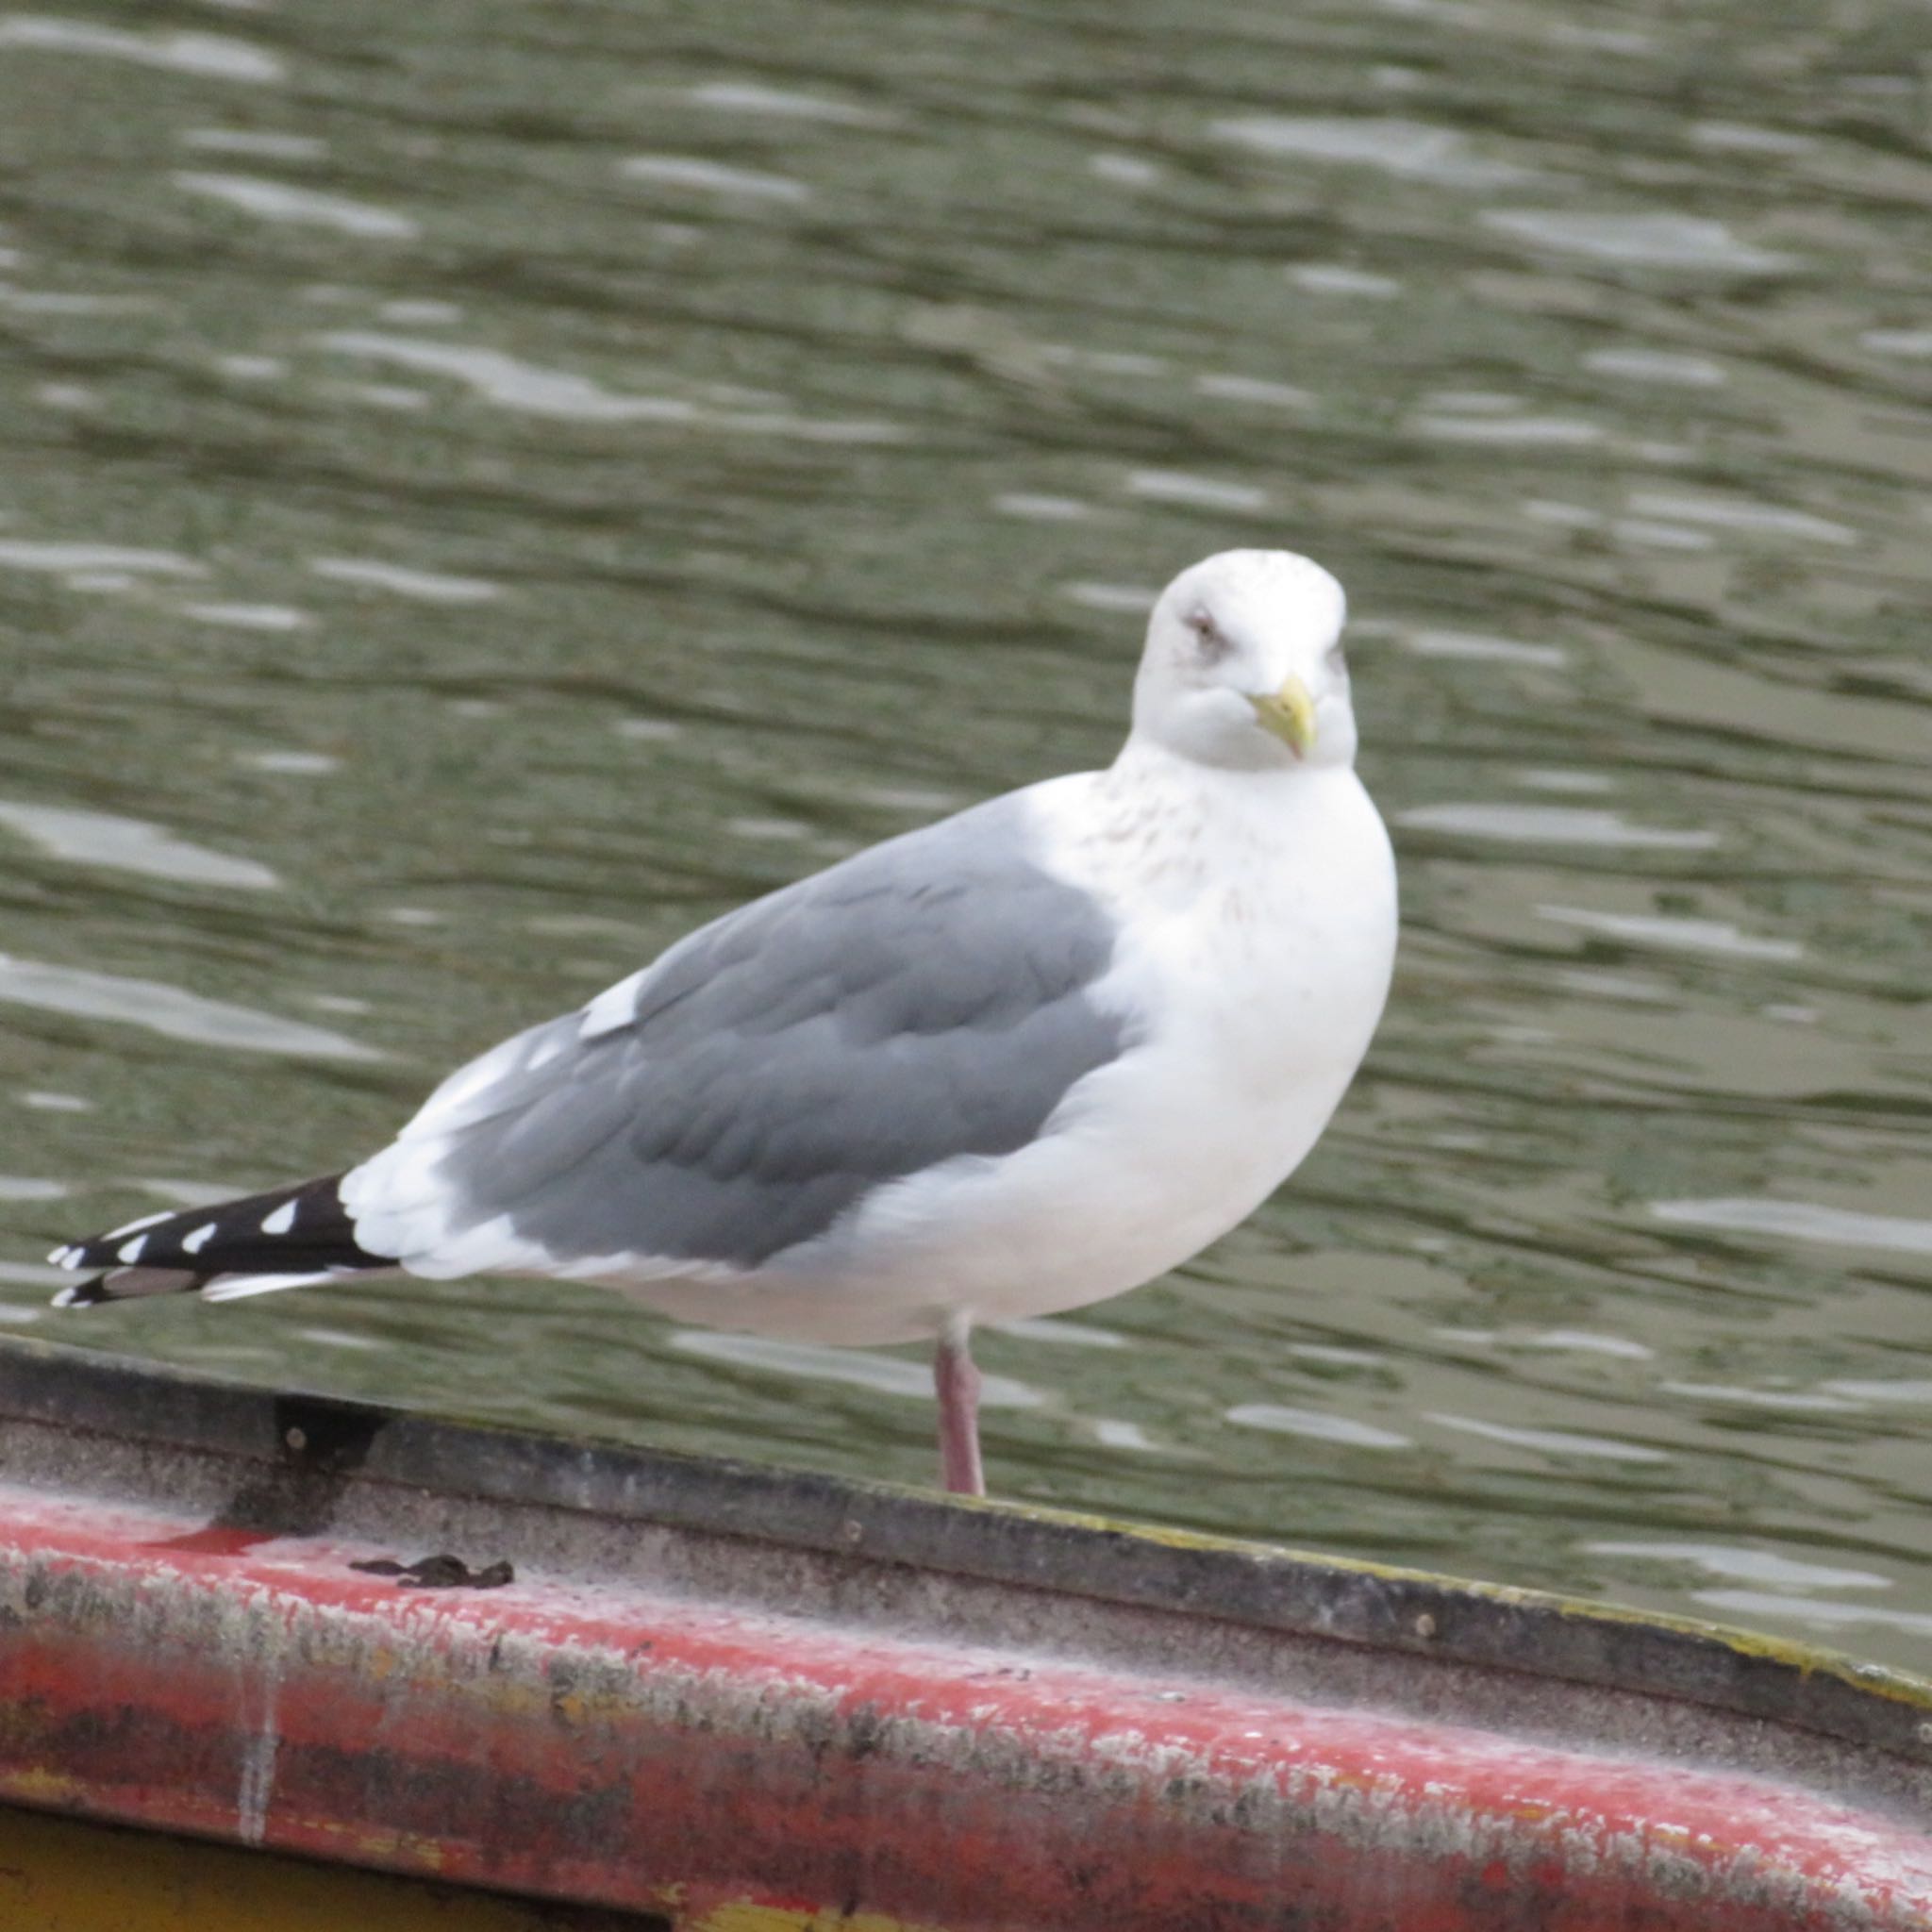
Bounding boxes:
1130 549 1356 772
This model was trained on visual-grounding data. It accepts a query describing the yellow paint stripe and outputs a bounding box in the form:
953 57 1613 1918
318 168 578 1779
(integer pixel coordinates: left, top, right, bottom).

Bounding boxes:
691 1904 945 1932
0 1802 636 1930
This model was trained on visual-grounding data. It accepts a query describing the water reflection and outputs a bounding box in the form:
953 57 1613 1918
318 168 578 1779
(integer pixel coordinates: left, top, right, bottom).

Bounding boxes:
1651 1201 1932 1258
1589 1542 1890 1591
1227 1404 1411 1451
1696 1593 1932 1642
1397 805 1719 849
175 174 420 241
1620 492 1856 547
1409 413 1605 448
236 750 339 774
1479 209 1795 274
0 1177 67 1202
181 130 328 163
1537 908 1802 963
1286 264 1401 298
0 541 202 579
1582 349 1726 387
619 156 812 203
0 958 379 1060
0 802 278 889
0 17 283 84
1427 1415 1670 1465
1125 471 1269 512
677 80 892 128
1212 116 1528 189
309 557 501 603
315 331 697 423
182 602 313 631
1402 630 1564 668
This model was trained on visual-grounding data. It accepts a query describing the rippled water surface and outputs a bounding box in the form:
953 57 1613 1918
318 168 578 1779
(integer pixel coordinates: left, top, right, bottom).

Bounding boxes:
2 0 1929 1670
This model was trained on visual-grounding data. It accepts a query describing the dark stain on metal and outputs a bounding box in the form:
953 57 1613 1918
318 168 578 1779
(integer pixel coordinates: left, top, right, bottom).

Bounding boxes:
349 1553 516 1590
845 1705 886 1762
149 1391 389 1555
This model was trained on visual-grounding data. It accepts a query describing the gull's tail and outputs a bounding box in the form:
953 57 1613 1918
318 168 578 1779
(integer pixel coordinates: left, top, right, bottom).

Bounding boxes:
47 1174 390 1307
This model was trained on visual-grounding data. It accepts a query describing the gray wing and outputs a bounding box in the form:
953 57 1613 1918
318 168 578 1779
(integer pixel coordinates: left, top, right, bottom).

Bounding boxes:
346 794 1129 1274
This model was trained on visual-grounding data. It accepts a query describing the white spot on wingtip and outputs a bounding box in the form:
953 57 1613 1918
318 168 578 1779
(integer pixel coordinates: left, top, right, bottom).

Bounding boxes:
47 1244 75 1268
51 1284 83 1308
181 1223 217 1255
260 1200 297 1235
117 1234 148 1263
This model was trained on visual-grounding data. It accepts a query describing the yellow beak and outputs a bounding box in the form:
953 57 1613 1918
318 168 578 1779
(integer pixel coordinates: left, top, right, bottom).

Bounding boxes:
1247 675 1317 757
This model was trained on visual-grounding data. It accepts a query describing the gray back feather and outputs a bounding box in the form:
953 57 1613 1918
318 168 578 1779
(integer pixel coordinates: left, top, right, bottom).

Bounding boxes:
426 796 1126 1269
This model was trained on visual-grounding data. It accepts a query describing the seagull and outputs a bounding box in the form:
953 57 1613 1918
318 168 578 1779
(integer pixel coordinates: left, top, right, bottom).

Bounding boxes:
49 549 1397 1497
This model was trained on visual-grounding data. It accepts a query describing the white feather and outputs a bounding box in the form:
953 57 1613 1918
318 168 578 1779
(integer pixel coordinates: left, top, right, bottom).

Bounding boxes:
201 1269 342 1302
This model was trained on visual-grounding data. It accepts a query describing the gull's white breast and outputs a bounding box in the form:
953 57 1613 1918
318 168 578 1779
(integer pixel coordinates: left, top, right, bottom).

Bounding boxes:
686 747 1397 1345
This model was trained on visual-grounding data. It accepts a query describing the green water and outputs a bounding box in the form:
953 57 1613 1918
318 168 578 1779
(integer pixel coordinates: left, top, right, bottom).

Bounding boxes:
1 0 1928 1673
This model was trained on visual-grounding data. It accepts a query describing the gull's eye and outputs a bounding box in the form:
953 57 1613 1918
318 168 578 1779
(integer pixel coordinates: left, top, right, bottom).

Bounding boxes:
1186 608 1232 662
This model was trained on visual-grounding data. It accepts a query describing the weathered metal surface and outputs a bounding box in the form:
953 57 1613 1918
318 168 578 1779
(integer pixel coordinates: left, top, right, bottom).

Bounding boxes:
0 1338 1927 1929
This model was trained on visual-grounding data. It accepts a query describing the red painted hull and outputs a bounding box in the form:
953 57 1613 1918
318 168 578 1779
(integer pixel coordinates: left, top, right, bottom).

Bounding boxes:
0 1344 1926 1928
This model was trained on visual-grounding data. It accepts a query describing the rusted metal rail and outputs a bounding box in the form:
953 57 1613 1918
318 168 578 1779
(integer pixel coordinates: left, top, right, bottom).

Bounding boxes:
0 1337 1926 1929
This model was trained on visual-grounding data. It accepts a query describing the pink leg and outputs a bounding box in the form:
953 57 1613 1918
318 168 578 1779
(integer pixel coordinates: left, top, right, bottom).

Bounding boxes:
934 1316 985 1497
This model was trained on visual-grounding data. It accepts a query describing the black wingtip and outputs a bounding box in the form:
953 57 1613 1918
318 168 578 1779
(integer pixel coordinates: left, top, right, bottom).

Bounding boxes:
52 1274 114 1309
48 1173 383 1292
